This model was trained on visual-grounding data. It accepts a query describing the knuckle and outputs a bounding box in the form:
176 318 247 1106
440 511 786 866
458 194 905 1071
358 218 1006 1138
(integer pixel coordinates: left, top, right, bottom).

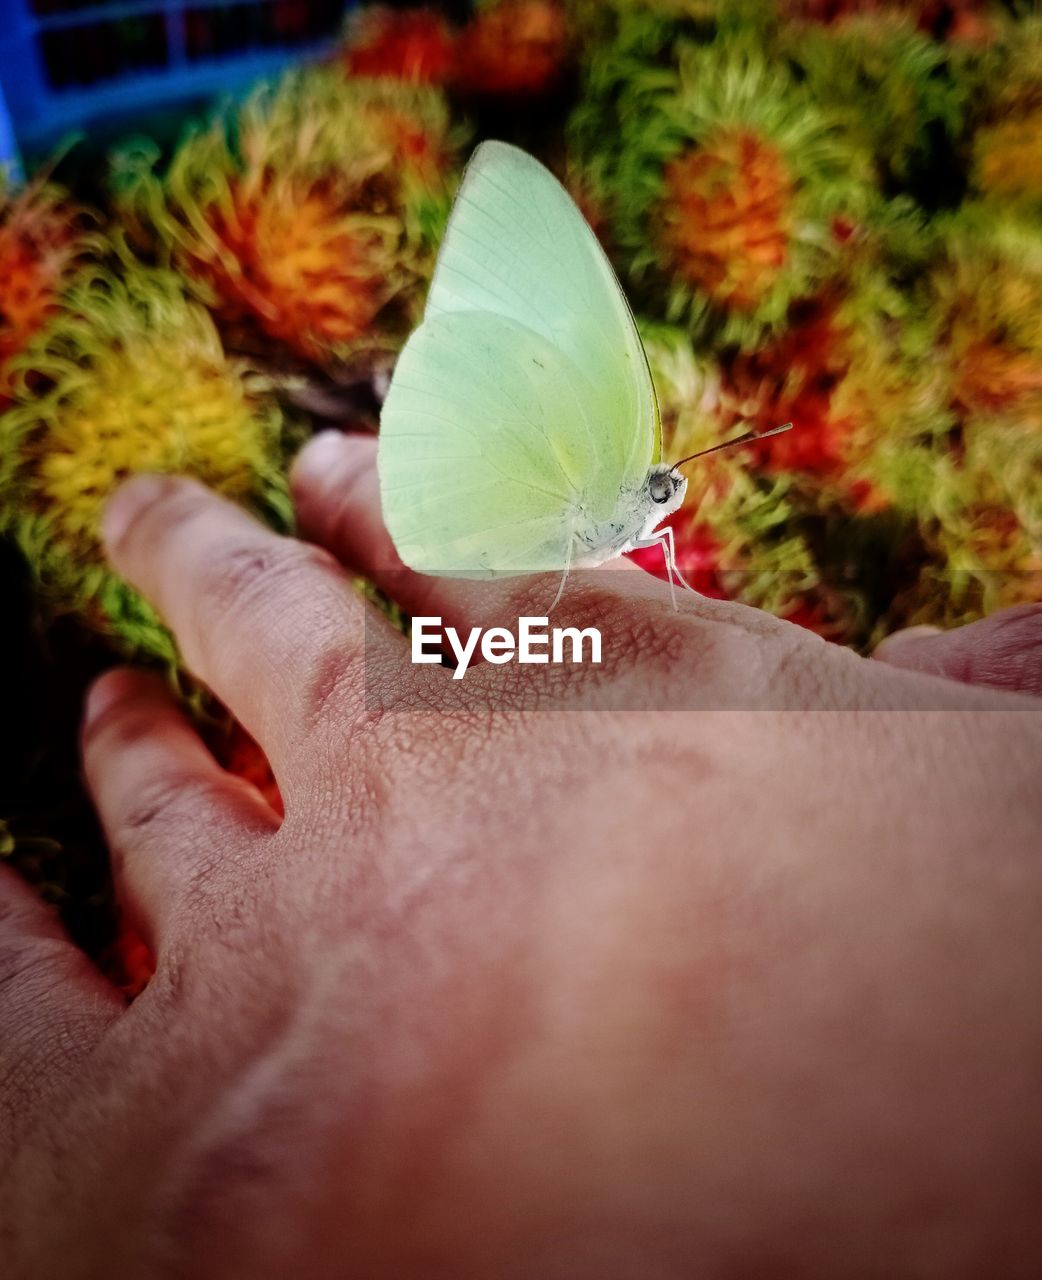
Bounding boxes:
302 640 396 747
197 537 298 621
118 773 227 838
300 632 369 734
197 537 351 638
290 540 348 584
976 604 1042 674
0 935 75 1007
764 632 832 710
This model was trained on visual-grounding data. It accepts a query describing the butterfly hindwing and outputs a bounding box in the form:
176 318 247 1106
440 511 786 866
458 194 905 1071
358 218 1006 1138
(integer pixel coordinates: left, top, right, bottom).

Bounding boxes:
380 310 600 575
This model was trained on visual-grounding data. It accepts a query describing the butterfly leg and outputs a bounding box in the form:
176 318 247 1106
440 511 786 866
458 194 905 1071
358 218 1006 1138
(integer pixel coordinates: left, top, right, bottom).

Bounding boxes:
657 524 700 596
548 522 575 616
548 562 570 615
631 531 677 610
632 526 702 611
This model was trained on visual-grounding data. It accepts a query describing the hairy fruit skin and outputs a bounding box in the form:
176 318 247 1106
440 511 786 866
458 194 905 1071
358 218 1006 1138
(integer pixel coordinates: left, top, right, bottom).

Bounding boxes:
0 183 93 403
453 1 571 99
659 129 793 312
112 70 461 375
343 6 456 84
0 267 290 658
973 113 1042 214
191 179 392 364
577 37 875 348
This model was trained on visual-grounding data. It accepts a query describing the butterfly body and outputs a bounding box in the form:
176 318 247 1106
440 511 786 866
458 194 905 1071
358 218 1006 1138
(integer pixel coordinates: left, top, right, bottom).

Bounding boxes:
570 465 688 568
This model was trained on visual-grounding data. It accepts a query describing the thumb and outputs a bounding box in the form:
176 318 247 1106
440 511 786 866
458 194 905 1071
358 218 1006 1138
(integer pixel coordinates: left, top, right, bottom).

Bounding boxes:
873 604 1042 698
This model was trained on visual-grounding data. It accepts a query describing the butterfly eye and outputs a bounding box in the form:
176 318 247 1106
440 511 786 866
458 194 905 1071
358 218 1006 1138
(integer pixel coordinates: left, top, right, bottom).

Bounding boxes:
650 475 674 504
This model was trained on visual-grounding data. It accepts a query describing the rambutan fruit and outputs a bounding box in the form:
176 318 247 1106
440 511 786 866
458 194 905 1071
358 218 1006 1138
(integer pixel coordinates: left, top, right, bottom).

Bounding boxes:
972 112 1042 213
0 267 291 658
602 41 874 347
636 324 823 621
342 5 456 84
112 69 462 381
782 12 968 194
925 212 1042 427
453 0 571 100
0 179 93 404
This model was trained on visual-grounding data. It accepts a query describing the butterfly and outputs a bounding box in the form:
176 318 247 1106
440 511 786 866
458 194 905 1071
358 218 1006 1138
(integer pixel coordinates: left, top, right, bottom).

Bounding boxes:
378 140 789 608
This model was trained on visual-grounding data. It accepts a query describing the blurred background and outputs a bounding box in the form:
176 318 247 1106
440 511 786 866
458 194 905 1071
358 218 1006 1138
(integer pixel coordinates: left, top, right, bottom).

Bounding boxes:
1 0 1040 983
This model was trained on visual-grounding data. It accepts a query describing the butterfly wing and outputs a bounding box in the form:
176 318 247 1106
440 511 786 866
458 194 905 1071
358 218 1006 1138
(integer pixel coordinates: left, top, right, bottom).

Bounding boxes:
380 309 600 574
429 143 660 492
379 140 659 577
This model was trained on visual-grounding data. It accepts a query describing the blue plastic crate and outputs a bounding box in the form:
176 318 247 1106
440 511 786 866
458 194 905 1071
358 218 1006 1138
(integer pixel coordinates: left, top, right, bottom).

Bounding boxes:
0 0 354 162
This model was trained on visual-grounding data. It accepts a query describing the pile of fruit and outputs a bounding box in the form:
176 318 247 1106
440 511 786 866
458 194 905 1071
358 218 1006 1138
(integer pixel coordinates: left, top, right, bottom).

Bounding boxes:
1 0 1039 959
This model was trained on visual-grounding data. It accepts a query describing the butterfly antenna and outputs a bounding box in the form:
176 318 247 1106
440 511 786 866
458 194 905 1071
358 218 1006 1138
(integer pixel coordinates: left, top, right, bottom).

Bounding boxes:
671 422 793 470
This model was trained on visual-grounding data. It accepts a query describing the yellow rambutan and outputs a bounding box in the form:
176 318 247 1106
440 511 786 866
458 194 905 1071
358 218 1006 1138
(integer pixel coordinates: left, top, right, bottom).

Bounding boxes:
0 266 290 657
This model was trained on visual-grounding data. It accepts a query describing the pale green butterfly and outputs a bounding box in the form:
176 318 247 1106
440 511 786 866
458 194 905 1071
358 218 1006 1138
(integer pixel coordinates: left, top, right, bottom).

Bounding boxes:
378 140 789 607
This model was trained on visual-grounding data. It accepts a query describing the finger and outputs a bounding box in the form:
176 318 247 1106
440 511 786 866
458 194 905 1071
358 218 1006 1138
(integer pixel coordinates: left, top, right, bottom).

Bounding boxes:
292 435 1029 711
291 430 672 639
102 475 410 784
82 668 279 948
873 605 1042 697
0 864 122 1147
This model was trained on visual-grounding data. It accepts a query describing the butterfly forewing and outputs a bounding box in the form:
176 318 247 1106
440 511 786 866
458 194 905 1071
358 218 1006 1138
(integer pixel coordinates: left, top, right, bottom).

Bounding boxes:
379 141 659 577
425 142 658 511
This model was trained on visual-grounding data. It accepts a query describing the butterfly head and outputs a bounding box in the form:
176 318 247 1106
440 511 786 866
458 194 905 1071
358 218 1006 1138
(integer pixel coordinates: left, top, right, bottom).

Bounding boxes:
645 465 691 524
646 463 688 515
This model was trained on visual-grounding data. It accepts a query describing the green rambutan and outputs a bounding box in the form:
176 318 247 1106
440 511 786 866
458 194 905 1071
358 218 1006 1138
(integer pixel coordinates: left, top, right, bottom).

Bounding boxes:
782 12 968 197
598 40 875 346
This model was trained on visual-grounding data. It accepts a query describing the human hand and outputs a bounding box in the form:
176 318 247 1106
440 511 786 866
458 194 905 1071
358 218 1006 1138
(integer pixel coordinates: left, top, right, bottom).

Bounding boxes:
2 431 1040 1278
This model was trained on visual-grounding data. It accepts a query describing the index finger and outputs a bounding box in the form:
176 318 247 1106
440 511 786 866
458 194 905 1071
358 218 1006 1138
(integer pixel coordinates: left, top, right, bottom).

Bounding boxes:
102 475 413 793
291 432 673 638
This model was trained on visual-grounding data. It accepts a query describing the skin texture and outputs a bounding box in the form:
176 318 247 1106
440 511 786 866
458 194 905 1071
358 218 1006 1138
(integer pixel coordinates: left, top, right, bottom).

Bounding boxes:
1 429 1041 1279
